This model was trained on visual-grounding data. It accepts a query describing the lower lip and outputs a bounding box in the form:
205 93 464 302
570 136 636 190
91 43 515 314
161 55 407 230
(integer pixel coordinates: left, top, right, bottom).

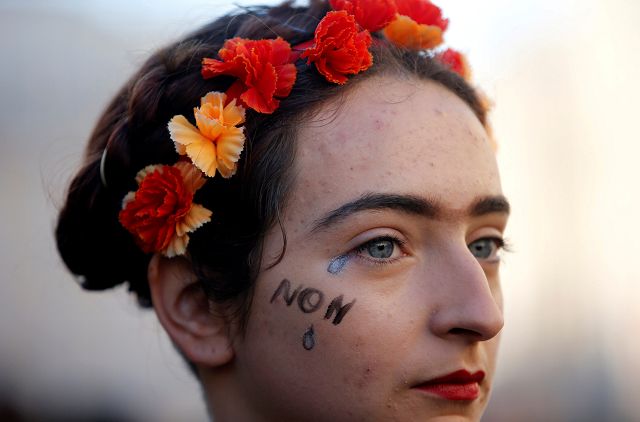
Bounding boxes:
415 382 480 400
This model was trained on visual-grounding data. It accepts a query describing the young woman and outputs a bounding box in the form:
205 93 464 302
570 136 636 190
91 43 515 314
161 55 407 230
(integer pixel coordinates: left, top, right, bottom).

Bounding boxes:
56 0 509 420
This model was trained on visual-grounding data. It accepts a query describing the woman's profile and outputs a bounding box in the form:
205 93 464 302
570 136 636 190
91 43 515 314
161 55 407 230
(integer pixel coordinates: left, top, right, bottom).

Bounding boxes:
55 0 510 420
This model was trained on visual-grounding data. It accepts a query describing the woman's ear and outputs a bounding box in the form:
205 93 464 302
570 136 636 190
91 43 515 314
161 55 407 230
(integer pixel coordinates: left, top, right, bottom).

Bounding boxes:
147 253 234 367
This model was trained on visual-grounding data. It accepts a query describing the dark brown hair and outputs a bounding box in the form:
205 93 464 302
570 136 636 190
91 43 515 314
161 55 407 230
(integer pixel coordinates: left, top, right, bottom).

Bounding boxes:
56 0 487 333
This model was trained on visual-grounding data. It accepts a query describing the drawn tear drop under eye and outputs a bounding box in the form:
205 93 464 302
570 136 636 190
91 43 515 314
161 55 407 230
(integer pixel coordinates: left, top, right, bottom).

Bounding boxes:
327 254 351 275
302 325 315 350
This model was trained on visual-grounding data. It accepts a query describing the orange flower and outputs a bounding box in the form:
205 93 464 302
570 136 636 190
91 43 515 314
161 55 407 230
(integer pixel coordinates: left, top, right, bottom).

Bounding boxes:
168 91 246 178
202 37 297 114
395 0 448 30
119 161 212 258
383 0 448 49
436 48 471 79
301 11 373 85
329 0 397 32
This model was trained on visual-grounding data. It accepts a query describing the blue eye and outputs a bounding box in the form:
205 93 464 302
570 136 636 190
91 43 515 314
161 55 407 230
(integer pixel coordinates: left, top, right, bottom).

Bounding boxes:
356 236 403 260
468 238 502 260
366 239 394 258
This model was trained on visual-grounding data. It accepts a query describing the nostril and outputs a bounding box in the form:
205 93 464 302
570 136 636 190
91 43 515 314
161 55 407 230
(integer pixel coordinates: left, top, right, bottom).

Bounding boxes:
448 327 484 339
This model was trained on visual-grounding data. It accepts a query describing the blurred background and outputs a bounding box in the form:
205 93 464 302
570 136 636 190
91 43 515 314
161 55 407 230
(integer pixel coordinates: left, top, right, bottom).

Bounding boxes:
1 0 639 421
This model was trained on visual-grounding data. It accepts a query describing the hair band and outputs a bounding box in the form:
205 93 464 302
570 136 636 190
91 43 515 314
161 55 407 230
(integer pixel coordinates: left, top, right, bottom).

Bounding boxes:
100 148 108 189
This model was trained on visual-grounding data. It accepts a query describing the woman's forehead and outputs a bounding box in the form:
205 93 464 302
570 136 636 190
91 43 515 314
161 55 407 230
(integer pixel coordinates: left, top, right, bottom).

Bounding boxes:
293 78 501 222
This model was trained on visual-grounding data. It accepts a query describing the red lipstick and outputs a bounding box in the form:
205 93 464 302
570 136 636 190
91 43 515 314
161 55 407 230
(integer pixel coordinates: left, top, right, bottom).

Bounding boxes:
413 370 485 400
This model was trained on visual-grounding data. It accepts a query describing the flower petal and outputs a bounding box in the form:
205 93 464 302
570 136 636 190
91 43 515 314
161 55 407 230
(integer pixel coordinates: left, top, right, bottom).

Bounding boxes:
241 87 279 114
134 164 163 185
383 15 443 49
121 191 136 209
194 109 226 140
162 233 189 258
225 80 250 111
329 0 398 32
436 48 471 79
168 115 210 152
271 37 293 65
222 97 246 127
216 156 237 179
316 58 349 84
175 203 212 237
274 63 298 98
216 126 245 170
198 102 223 122
174 160 207 194
394 0 448 30
202 91 226 108
186 139 218 178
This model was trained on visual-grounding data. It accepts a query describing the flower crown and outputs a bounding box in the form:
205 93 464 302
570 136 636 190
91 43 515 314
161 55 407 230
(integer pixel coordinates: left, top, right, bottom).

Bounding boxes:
114 0 473 257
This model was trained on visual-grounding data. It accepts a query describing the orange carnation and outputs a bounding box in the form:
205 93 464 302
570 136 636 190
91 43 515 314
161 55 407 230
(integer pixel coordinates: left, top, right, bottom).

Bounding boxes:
395 0 448 30
202 37 297 114
301 11 373 85
436 48 471 79
383 0 448 49
329 0 397 32
168 91 245 178
119 161 212 258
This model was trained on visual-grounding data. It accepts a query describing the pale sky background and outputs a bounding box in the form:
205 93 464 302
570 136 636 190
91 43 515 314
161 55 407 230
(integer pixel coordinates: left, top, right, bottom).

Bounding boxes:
1 0 639 421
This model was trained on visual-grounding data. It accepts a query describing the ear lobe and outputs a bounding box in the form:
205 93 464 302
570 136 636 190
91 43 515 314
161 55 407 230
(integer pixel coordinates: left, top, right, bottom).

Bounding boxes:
148 253 234 367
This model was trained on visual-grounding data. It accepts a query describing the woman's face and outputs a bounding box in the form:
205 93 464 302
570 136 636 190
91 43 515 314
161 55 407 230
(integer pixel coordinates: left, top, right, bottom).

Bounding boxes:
232 77 508 422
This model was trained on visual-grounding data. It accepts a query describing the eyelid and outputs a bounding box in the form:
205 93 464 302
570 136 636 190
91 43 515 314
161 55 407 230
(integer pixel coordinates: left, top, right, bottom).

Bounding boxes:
466 226 505 245
343 228 409 253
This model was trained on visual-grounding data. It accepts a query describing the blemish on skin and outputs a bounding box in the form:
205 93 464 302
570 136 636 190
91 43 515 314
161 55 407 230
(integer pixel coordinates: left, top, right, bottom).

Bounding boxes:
327 254 351 275
302 325 315 350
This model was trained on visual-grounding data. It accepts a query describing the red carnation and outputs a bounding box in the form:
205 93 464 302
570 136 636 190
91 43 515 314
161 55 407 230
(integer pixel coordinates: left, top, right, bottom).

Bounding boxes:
119 162 211 257
329 0 398 32
202 37 297 114
394 0 448 31
436 48 470 79
301 11 373 85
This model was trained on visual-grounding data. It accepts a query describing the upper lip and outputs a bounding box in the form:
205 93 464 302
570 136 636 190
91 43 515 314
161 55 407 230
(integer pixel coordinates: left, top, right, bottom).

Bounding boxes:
415 370 485 386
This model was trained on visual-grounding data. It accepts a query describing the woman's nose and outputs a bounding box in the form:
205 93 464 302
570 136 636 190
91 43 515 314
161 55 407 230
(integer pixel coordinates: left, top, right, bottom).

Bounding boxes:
427 245 504 342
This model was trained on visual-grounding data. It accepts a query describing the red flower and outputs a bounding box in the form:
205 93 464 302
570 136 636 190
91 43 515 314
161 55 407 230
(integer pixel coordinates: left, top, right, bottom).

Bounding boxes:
301 11 373 85
394 0 448 30
329 0 397 32
202 38 297 114
436 48 470 79
119 162 212 257
383 0 448 49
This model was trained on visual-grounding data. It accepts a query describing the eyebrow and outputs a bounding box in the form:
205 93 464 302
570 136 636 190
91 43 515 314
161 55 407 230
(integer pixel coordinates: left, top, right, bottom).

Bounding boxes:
310 192 509 233
469 195 511 218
